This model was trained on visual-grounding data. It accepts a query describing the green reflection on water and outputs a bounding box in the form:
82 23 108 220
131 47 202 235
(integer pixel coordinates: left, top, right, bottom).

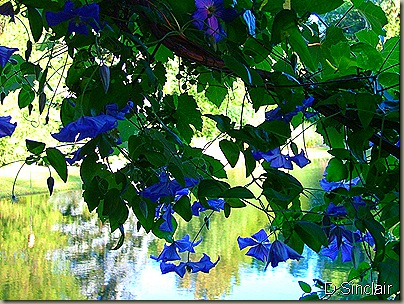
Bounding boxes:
0 192 85 300
0 150 373 300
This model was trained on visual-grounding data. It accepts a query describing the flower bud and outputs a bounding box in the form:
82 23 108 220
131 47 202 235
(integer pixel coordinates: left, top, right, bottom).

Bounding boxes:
99 64 110 93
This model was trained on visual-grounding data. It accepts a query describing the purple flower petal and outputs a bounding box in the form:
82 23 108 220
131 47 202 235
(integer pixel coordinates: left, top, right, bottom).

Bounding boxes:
0 2 15 20
0 115 17 138
160 261 187 277
290 149 310 168
266 240 303 268
187 253 220 273
0 46 18 68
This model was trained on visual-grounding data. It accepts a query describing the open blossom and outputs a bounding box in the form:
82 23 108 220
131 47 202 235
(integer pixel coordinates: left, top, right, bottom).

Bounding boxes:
251 147 310 170
237 229 271 263
265 240 303 269
46 1 101 35
0 46 18 68
150 234 202 262
140 172 199 203
192 0 238 41
191 198 225 216
320 176 361 192
321 225 361 262
160 254 220 277
0 115 17 138
265 96 316 123
51 102 133 142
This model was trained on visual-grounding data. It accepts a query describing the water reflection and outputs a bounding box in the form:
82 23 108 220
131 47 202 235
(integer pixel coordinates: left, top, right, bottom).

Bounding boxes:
0 152 371 300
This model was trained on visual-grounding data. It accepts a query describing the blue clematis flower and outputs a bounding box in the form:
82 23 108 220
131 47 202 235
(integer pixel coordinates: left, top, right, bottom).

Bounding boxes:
159 204 175 232
159 254 220 277
46 1 101 35
52 102 133 142
238 229 271 263
265 96 317 123
326 202 348 217
265 240 304 268
187 253 220 273
0 46 18 68
140 172 199 203
160 261 187 277
322 225 361 262
191 198 225 216
0 2 14 21
192 0 238 41
150 234 203 262
251 147 310 170
320 176 361 192
0 115 17 138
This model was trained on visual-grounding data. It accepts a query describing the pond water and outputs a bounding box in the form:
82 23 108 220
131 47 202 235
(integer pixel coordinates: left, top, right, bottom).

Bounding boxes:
0 153 370 300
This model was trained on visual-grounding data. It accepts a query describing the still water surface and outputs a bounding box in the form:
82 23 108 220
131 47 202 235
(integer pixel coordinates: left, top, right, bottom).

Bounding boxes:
0 154 366 300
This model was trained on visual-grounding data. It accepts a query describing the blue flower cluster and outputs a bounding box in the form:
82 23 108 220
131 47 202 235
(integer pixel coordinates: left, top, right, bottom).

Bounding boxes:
238 229 303 268
151 234 219 277
139 171 199 233
252 147 310 170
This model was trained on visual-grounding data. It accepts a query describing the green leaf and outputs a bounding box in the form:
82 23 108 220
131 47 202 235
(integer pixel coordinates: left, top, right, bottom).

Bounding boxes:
377 258 399 297
111 225 125 250
173 195 192 222
271 9 297 46
225 198 247 208
298 281 312 293
18 86 35 109
205 81 228 107
219 139 240 168
174 94 203 143
330 42 357 74
325 158 348 182
243 148 256 178
356 1 388 36
356 93 377 128
351 42 383 71
198 179 230 199
204 114 234 133
46 148 68 182
27 7 43 42
355 29 380 48
220 186 255 199
295 221 328 252
288 27 316 71
292 0 343 14
26 139 45 155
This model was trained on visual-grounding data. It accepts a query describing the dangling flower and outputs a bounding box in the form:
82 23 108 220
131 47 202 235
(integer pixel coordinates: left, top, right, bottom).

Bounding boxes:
251 147 310 170
320 176 361 192
237 229 271 263
321 225 361 262
150 234 203 262
192 0 238 41
46 1 101 35
140 171 199 203
159 254 220 277
191 198 225 216
0 46 18 68
51 102 133 142
0 115 17 138
265 240 303 268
